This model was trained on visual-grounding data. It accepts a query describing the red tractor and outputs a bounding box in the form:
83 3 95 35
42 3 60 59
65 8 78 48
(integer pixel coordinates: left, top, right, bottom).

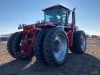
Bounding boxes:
7 4 87 66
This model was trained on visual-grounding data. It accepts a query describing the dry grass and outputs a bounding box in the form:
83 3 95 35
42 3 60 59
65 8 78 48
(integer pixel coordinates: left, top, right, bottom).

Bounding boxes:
0 38 100 75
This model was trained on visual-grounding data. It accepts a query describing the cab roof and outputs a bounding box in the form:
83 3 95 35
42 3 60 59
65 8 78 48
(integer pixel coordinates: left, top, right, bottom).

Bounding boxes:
43 4 71 11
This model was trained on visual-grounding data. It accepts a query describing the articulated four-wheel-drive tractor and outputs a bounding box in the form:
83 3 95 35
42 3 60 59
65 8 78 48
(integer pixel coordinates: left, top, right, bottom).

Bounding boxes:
7 4 87 66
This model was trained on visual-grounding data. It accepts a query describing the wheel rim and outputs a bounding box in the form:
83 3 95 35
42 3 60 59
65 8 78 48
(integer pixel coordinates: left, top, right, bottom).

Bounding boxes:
81 35 86 51
20 41 25 54
53 33 67 61
19 40 32 57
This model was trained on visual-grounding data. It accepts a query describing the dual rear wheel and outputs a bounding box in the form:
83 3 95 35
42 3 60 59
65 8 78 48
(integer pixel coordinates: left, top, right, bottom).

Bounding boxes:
7 32 34 60
70 31 87 54
34 28 68 66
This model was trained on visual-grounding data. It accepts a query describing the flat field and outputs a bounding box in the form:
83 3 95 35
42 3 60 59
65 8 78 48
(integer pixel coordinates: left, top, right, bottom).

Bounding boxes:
0 38 100 75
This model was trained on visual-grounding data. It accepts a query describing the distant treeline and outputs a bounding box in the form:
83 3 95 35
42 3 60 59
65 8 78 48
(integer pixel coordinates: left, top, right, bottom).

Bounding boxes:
0 38 8 41
86 34 99 38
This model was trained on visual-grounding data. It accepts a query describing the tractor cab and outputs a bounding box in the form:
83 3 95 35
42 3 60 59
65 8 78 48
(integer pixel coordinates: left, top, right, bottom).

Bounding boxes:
43 4 71 26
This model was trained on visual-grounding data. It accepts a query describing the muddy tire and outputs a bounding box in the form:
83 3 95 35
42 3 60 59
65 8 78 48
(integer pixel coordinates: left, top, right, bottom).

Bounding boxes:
43 28 68 66
70 31 87 54
12 32 34 60
34 30 48 63
7 32 19 58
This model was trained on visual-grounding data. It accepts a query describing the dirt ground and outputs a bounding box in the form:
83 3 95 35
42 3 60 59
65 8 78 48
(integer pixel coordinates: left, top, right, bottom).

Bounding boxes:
0 38 100 75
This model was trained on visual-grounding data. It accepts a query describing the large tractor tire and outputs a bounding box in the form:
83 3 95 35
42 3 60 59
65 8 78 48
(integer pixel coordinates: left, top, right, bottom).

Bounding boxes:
43 28 68 66
7 32 19 58
34 30 47 63
70 31 87 54
12 32 34 60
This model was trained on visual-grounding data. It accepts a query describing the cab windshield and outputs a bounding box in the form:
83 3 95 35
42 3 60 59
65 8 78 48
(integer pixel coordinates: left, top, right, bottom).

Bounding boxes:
44 7 69 25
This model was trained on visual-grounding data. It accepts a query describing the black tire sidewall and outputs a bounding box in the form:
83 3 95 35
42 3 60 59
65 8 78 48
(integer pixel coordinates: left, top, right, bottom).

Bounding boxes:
73 31 87 54
43 28 68 66
34 29 48 63
12 32 22 57
7 32 19 58
12 32 34 60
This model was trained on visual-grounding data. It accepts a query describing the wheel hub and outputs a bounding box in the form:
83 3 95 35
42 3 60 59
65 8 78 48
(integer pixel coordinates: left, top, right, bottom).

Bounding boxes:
54 33 67 61
54 40 60 53
81 35 86 51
